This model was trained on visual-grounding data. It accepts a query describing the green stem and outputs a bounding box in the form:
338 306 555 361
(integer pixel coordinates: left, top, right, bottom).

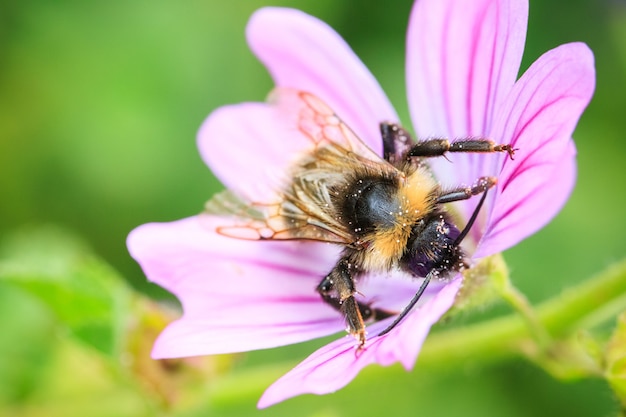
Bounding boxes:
495 270 553 350
419 258 626 370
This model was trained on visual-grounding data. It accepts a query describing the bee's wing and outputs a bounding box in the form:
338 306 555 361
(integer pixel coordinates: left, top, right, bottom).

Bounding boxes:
205 189 353 243
203 190 270 240
269 88 384 163
204 89 397 244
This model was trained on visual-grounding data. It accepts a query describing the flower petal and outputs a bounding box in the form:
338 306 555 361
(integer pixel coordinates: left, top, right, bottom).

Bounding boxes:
476 141 576 257
407 0 527 139
198 87 388 202
406 0 528 213
247 7 397 152
476 42 595 256
127 217 346 356
357 271 447 313
198 102 308 202
257 277 462 408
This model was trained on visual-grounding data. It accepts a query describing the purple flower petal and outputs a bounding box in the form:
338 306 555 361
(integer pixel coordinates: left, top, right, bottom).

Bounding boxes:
476 141 576 258
357 270 447 313
406 0 527 139
247 7 398 152
127 217 346 356
127 217 437 358
405 0 529 229
198 102 310 202
257 277 462 408
477 43 595 257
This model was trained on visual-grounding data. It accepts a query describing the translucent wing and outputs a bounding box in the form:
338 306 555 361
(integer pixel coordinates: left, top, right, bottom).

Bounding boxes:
204 89 400 244
270 88 384 164
205 189 352 243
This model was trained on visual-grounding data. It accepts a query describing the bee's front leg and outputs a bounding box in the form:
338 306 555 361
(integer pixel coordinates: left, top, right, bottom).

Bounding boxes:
317 256 367 347
407 137 517 160
380 122 414 164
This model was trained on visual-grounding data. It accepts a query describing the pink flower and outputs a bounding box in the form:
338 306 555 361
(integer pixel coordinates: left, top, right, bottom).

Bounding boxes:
127 0 595 408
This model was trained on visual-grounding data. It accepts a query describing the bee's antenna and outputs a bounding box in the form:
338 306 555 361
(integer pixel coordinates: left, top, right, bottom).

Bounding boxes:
453 186 489 246
378 188 490 338
377 268 437 337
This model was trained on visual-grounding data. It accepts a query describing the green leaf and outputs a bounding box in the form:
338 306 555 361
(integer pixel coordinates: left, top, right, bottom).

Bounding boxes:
0 226 131 356
0 226 235 414
606 312 626 407
0 285 57 403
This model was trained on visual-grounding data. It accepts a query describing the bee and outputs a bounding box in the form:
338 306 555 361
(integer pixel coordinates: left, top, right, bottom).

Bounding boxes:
206 88 515 347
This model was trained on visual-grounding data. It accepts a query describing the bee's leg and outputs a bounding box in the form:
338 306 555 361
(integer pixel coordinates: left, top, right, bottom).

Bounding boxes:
436 176 497 204
357 301 395 322
380 122 414 163
438 178 493 250
317 274 395 324
407 138 517 160
316 257 366 345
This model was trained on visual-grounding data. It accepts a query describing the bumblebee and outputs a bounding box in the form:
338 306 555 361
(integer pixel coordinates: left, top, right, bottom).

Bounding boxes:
207 89 515 347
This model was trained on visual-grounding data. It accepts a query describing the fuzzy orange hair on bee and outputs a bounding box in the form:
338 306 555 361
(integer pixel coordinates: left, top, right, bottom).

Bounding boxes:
206 88 515 347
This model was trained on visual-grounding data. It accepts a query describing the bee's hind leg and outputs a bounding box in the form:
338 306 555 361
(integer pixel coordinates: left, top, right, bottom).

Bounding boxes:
316 255 394 346
316 257 366 346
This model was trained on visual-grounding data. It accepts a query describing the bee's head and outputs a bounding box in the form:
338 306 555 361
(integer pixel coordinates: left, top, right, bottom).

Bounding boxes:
403 213 466 278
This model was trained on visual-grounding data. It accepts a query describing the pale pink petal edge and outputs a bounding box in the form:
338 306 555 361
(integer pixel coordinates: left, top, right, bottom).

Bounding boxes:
258 277 462 408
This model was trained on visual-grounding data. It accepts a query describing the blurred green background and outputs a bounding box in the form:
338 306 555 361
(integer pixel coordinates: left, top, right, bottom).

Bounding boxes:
1 0 625 416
